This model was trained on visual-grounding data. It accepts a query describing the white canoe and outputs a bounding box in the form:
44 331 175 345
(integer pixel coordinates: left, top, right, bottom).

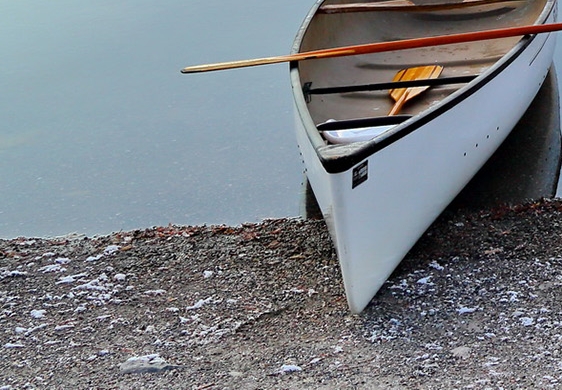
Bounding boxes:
290 0 558 313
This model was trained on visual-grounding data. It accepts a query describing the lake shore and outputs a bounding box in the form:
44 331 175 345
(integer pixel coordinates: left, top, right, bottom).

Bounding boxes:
3 198 562 389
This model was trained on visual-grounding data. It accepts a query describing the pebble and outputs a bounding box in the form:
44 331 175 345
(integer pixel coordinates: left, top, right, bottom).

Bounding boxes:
119 354 184 374
451 346 472 359
30 309 46 319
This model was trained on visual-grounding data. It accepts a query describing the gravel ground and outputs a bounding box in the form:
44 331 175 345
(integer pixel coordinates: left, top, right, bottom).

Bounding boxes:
3 198 562 389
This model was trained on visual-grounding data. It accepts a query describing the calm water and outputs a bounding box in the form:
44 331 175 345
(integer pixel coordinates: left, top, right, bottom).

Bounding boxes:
2 2 562 239
0 1 311 238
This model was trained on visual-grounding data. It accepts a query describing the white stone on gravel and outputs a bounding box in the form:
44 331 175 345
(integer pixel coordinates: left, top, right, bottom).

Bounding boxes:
521 317 535 326
119 354 183 374
186 297 213 310
30 309 46 319
85 254 104 262
4 343 24 349
2 270 27 277
273 364 303 375
103 245 120 255
38 264 66 273
24 324 48 335
452 346 472 359
114 273 126 281
56 273 88 284
144 289 166 296
417 276 432 284
457 307 477 315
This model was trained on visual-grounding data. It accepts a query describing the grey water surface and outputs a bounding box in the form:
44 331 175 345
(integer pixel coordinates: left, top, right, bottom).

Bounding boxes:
0 1 310 238
2 2 562 239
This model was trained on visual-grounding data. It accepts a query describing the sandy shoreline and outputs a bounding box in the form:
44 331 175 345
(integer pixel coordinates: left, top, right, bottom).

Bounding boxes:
2 199 562 389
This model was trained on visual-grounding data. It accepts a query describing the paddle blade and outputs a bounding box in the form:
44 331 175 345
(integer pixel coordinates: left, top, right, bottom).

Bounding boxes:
388 65 443 115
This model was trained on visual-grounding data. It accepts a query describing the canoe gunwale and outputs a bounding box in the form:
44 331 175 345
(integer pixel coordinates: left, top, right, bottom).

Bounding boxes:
290 0 556 174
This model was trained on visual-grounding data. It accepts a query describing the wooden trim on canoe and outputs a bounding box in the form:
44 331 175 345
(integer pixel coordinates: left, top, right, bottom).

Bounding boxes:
318 0 523 14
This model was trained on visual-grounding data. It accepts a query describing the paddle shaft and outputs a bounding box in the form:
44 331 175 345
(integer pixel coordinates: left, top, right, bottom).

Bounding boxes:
181 22 562 74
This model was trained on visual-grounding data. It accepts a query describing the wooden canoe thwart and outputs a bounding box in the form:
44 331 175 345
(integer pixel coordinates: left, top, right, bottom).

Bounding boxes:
318 0 523 13
290 0 558 313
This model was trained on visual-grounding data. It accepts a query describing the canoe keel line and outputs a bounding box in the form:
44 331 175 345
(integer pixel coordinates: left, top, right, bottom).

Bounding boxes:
289 0 558 312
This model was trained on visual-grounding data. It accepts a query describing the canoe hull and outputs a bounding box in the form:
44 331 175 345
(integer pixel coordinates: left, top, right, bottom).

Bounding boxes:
291 1 557 313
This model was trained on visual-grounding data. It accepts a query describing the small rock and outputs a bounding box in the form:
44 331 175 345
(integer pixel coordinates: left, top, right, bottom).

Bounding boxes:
4 343 25 349
417 276 432 285
457 307 477 315
30 309 46 319
114 273 126 281
521 317 534 326
144 289 166 296
119 354 184 374
451 346 471 359
269 364 303 376
103 245 120 255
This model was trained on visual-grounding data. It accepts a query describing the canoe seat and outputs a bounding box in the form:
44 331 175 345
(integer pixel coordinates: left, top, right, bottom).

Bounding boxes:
318 115 411 144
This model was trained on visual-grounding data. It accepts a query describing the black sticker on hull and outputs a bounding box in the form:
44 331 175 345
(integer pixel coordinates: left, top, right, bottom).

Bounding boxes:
352 160 368 189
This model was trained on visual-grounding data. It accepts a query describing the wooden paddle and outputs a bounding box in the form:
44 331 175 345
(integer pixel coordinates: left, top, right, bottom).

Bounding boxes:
388 66 443 115
180 22 562 74
319 0 522 14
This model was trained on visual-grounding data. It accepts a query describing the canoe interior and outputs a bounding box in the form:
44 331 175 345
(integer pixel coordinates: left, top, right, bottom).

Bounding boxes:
297 0 550 128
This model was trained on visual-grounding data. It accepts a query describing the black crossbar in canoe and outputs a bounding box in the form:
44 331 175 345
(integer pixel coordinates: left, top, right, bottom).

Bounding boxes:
303 74 477 101
317 115 412 131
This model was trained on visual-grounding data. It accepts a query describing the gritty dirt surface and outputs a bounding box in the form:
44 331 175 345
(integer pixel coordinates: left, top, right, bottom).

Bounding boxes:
3 199 562 389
